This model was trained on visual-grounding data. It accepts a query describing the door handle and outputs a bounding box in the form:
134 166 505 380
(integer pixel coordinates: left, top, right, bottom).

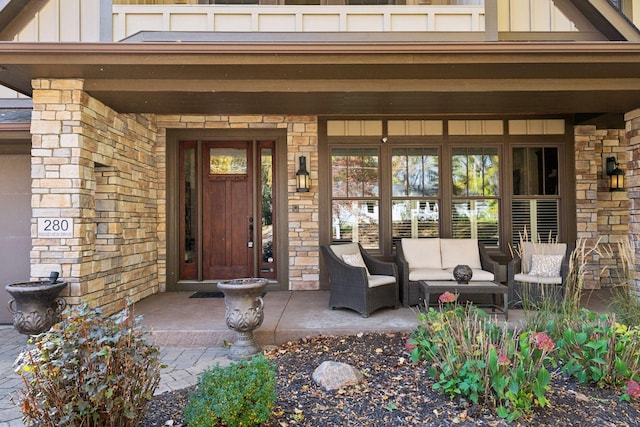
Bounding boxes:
248 217 254 248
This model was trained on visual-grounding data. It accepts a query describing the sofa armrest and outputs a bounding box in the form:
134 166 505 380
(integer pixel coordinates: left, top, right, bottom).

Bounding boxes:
395 242 412 307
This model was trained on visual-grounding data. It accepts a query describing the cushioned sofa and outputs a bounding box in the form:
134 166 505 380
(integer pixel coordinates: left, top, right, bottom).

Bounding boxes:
396 238 499 307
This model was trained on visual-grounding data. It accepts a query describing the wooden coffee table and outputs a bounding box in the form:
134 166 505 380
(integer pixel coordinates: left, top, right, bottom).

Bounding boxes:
419 280 509 320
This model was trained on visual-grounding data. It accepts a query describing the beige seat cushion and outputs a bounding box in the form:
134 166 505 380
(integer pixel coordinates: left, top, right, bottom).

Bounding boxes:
514 273 563 285
440 238 482 269
444 268 494 281
401 238 442 269
409 268 452 282
368 275 396 288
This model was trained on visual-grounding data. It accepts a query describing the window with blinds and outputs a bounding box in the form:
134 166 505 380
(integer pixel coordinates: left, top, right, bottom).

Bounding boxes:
512 147 559 244
391 147 439 240
451 147 500 248
331 147 380 249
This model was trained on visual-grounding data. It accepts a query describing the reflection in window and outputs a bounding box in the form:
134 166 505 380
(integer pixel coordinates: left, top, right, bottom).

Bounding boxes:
512 147 558 196
392 200 439 239
391 148 438 197
452 148 499 248
209 148 247 174
332 148 379 198
332 200 379 249
512 147 560 244
452 199 499 247
183 147 196 265
260 147 275 275
331 148 379 248
452 148 499 196
391 147 439 239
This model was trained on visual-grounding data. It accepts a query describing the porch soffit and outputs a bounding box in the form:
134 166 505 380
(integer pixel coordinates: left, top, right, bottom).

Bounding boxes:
1 41 640 116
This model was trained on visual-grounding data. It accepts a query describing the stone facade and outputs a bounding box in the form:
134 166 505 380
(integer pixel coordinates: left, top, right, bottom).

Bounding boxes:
29 77 638 315
156 114 320 291
626 108 640 292
31 86 322 314
574 125 630 289
31 79 162 313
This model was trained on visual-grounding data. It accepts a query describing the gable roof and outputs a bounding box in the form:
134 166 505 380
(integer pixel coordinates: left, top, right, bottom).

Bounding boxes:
568 0 640 41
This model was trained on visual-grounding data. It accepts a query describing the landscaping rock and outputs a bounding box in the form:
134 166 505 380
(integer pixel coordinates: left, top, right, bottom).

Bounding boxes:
312 360 363 391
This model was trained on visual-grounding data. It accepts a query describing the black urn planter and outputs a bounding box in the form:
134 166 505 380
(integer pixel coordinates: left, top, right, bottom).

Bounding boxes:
6 275 67 335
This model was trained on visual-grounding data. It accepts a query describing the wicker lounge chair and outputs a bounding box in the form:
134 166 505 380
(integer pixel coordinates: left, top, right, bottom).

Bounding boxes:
507 242 574 307
321 243 399 317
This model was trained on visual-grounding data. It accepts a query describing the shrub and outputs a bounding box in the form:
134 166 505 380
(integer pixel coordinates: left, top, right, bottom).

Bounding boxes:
184 354 277 427
409 301 556 421
552 309 640 388
14 303 161 427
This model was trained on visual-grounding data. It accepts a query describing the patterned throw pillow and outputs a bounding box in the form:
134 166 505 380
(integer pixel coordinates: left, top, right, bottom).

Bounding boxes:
341 253 371 277
529 254 564 277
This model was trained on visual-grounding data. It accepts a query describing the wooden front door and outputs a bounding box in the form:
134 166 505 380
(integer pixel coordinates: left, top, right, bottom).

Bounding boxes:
202 142 254 279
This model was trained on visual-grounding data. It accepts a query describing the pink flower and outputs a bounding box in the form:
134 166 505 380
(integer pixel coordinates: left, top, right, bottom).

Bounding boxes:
626 380 640 399
498 355 510 366
405 338 417 353
439 291 457 304
533 332 555 352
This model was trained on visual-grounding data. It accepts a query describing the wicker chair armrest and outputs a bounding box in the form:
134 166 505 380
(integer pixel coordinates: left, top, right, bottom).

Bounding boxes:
360 245 397 277
478 241 499 277
320 245 369 288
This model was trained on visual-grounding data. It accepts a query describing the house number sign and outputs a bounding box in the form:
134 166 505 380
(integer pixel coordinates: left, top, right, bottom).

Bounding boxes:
37 218 73 238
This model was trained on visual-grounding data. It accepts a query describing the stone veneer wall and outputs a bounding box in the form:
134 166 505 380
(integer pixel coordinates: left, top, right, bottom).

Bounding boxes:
626 108 640 293
156 114 320 291
574 125 629 289
31 79 163 314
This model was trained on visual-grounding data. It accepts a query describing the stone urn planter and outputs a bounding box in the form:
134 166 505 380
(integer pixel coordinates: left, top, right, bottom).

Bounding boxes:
6 273 67 335
217 278 269 360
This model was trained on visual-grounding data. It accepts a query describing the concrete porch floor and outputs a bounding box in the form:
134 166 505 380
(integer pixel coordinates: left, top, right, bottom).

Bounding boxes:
134 288 614 348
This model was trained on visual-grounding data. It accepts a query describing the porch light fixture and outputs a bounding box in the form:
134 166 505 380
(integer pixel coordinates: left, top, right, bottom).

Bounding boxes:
296 155 310 192
606 156 625 192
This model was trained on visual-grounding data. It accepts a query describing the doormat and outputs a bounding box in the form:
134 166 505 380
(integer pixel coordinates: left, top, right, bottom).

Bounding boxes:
189 291 268 299
189 291 224 299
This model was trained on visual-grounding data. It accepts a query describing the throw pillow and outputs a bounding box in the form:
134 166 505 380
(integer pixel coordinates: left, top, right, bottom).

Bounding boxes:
341 253 371 277
529 254 564 277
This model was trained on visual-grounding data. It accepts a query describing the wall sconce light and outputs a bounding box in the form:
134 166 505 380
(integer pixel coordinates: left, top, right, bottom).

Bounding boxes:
296 155 310 192
606 156 625 192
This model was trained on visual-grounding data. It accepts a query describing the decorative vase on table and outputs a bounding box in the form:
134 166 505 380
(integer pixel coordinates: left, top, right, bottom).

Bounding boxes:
5 272 67 335
217 278 269 361
453 265 473 284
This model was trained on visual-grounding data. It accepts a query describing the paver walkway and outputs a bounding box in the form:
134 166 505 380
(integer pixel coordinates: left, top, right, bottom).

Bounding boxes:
0 326 230 427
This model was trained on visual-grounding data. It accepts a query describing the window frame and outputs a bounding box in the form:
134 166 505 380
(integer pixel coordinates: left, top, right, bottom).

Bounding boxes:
320 119 572 262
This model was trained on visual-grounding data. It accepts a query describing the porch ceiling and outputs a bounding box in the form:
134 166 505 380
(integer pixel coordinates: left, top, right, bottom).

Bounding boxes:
2 41 640 116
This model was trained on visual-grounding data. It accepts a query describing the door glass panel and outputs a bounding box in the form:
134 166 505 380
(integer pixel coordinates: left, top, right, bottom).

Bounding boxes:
209 148 247 175
183 147 196 265
260 147 275 276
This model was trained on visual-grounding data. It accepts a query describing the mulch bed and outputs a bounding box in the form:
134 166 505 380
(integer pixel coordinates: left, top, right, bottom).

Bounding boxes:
140 332 640 426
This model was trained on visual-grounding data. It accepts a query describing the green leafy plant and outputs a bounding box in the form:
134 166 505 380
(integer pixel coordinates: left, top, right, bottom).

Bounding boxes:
553 309 640 388
409 296 557 421
14 303 161 427
184 354 277 427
